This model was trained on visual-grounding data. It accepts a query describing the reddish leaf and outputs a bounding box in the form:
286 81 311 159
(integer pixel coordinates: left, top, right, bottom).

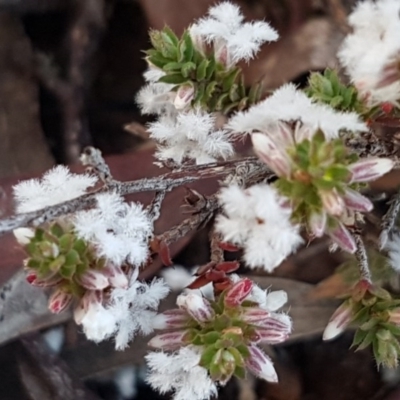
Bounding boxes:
216 261 240 273
205 269 226 282
218 242 240 252
187 274 211 289
195 261 216 276
225 278 253 307
159 240 173 266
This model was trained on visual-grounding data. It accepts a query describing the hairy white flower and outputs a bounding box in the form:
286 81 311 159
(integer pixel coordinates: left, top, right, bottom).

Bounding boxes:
13 166 97 213
228 83 367 139
216 184 303 271
80 279 169 349
74 192 153 266
190 1 278 66
146 346 218 400
338 0 400 106
386 233 400 272
148 110 234 165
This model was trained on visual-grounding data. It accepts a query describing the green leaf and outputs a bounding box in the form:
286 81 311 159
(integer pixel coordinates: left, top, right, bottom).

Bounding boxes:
158 73 188 85
49 255 66 272
199 345 219 368
147 54 170 69
181 61 196 78
234 366 246 379
162 26 179 47
59 263 76 279
206 56 216 80
163 62 182 71
196 59 209 81
50 223 64 238
73 239 87 254
222 68 240 92
65 249 80 266
203 331 221 345
58 234 74 252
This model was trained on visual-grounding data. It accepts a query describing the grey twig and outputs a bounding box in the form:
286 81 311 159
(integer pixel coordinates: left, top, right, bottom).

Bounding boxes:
147 191 166 222
353 233 372 283
380 189 400 249
80 146 114 184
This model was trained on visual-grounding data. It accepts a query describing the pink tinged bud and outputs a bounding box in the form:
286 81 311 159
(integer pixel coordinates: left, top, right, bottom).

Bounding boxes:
241 308 271 324
74 290 103 324
224 278 253 308
177 293 214 323
103 264 128 289
348 158 394 183
148 330 188 350
252 328 290 345
328 222 356 254
26 272 62 287
246 345 278 383
319 189 345 217
293 123 315 142
276 122 294 148
215 42 231 67
323 302 353 341
342 188 373 213
251 133 292 178
48 289 73 314
174 85 194 110
308 211 327 238
76 269 109 291
152 309 188 330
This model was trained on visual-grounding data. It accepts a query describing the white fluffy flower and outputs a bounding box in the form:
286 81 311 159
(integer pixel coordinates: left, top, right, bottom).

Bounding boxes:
338 0 400 106
74 193 153 266
80 279 169 349
190 2 278 66
216 184 303 271
146 346 218 400
13 166 97 213
148 110 234 165
228 83 367 139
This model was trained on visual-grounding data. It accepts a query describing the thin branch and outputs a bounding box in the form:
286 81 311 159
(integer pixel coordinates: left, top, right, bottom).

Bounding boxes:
0 158 269 236
147 191 166 222
353 233 372 284
80 146 114 184
380 189 400 248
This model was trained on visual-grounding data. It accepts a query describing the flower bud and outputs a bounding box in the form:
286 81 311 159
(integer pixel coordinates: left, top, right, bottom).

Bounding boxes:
253 327 290 344
251 133 292 178
224 278 253 307
342 188 373 213
174 85 194 110
323 301 353 341
103 264 128 289
76 269 109 291
177 292 214 323
74 290 103 324
246 345 278 383
349 158 394 183
148 330 188 350
308 211 327 238
241 308 270 324
328 222 356 254
48 289 73 314
153 309 188 330
388 308 400 325
319 189 345 217
26 272 62 287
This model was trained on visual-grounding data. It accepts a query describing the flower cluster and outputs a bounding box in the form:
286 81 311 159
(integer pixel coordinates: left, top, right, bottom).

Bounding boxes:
338 0 400 107
216 184 303 271
324 280 400 368
147 278 291 399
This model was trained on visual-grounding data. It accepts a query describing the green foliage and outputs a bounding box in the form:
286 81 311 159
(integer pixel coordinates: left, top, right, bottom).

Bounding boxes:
25 222 105 296
145 27 262 114
306 69 367 115
342 282 400 367
274 130 359 223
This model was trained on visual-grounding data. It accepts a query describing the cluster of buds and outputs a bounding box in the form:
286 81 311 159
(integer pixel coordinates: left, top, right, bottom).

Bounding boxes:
306 69 367 115
145 27 262 113
324 280 400 367
252 126 394 253
149 278 291 384
14 222 128 314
